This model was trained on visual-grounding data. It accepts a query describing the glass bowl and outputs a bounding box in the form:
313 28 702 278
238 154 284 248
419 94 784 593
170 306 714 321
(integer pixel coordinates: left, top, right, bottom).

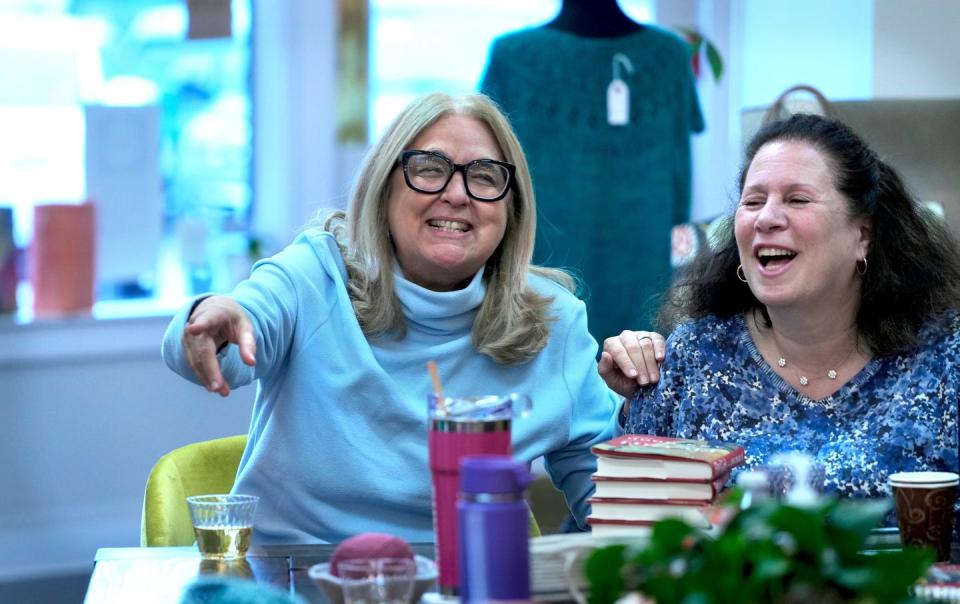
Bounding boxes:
307 555 437 604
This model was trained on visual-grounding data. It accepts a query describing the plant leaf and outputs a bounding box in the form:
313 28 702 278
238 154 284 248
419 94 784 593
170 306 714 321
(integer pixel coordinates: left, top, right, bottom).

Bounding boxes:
753 556 790 581
830 499 889 537
704 40 723 82
648 518 700 557
689 38 703 60
679 593 710 604
854 548 935 599
584 545 627 604
827 499 889 559
768 504 827 555
588 498 933 604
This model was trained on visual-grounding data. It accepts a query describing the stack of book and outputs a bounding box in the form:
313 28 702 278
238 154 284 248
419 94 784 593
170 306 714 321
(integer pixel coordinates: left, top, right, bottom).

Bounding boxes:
587 434 745 536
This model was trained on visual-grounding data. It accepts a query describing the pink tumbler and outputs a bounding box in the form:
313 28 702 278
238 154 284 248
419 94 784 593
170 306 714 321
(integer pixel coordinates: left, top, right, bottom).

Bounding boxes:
428 393 531 596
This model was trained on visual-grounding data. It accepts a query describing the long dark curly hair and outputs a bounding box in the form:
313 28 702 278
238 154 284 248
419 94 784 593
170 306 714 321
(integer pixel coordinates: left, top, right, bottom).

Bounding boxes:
660 113 960 355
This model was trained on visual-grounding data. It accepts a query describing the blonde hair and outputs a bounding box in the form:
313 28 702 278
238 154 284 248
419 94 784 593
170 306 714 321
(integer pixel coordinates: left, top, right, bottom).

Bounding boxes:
323 92 572 365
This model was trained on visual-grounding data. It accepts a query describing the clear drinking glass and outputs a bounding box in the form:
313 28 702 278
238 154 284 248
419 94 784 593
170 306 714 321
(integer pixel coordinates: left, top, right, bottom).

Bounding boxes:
337 557 416 604
186 494 259 559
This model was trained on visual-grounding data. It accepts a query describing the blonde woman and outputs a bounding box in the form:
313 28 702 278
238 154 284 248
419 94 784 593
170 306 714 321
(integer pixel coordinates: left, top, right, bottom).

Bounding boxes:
162 93 647 544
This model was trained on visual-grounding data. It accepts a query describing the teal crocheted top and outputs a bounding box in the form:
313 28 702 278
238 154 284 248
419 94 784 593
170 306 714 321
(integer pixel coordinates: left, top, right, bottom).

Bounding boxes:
481 26 704 340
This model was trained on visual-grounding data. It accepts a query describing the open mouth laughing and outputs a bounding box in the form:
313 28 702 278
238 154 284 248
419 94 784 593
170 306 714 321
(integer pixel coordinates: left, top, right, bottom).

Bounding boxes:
757 247 797 270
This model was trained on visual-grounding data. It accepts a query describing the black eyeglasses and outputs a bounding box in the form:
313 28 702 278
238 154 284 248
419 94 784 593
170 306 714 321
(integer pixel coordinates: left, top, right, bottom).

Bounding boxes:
398 150 516 202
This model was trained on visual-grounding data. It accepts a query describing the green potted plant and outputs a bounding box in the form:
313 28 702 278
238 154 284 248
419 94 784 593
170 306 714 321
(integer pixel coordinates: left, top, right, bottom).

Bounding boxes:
584 495 934 604
675 27 723 83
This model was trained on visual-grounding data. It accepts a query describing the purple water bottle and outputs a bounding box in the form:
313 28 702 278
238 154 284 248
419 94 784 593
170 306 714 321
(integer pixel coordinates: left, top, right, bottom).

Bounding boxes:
458 455 533 603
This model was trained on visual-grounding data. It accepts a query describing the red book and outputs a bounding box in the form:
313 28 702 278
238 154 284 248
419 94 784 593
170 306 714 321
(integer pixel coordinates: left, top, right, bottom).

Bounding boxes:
588 496 717 527
585 517 655 537
592 434 745 480
591 473 730 501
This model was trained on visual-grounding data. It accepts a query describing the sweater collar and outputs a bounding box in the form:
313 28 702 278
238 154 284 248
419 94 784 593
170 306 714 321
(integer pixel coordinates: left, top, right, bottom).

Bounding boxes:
393 265 486 335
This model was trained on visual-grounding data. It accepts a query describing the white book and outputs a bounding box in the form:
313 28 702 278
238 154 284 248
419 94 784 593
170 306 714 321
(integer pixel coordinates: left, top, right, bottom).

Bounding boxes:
588 498 713 527
586 518 654 538
591 435 745 480
592 474 728 501
595 454 714 480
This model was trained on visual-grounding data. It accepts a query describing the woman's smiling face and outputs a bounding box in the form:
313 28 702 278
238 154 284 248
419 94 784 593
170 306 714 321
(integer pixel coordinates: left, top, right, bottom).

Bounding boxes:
734 140 871 312
387 114 509 291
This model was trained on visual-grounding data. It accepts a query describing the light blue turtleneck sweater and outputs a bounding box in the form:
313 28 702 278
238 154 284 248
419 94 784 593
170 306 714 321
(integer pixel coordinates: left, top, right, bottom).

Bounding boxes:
162 229 621 544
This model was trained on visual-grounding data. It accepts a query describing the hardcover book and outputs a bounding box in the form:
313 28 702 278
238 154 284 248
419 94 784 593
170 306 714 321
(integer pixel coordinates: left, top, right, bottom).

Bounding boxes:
588 496 716 527
592 434 745 480
591 473 730 501
585 517 655 537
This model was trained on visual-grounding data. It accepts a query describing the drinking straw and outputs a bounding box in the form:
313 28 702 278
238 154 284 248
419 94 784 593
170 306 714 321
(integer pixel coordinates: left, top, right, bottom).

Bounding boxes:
427 360 444 405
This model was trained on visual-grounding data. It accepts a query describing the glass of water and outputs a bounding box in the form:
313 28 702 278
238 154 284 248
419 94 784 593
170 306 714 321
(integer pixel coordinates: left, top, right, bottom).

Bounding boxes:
186 494 259 559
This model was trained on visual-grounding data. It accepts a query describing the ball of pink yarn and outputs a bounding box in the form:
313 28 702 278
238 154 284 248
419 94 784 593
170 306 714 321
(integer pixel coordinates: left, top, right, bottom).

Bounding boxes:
329 532 414 577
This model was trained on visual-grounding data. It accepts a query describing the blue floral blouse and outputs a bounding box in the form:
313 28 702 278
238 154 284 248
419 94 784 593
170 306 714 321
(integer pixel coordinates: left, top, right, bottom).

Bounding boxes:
625 313 960 500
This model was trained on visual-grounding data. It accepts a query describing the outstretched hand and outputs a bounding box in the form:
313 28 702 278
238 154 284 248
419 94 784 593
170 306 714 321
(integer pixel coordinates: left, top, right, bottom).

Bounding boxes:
598 330 666 398
182 296 257 397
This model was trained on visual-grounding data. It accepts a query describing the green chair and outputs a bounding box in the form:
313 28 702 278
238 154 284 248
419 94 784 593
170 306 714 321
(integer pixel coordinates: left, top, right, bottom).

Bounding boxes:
141 434 248 546
140 433 540 546
528 474 570 535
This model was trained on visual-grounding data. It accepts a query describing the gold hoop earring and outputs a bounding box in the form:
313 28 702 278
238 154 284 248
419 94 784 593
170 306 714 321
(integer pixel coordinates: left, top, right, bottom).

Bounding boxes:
857 257 868 275
736 264 748 283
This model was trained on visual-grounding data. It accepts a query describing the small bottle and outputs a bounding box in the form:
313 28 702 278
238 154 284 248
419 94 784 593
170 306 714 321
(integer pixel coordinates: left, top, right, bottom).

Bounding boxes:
737 470 770 510
458 455 533 603
775 452 819 507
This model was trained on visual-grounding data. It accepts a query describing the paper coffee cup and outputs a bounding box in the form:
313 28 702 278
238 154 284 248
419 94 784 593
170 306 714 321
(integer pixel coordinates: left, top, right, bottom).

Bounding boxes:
889 471 959 562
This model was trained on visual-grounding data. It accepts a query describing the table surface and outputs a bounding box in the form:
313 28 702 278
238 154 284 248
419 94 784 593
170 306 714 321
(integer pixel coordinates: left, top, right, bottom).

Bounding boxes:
84 543 438 604
86 534 951 603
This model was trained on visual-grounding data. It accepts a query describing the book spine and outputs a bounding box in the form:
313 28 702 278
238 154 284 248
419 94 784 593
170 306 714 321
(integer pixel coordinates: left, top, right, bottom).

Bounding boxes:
589 497 710 506
592 475 720 485
587 517 656 527
710 473 730 496
708 447 746 477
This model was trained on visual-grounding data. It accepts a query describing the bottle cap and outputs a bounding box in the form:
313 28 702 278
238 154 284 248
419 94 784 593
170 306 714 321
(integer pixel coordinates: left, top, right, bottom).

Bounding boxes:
460 455 533 495
737 470 769 492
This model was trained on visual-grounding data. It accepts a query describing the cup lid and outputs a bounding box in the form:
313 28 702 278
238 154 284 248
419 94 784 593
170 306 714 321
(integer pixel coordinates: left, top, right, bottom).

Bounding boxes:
429 393 532 421
460 455 533 494
889 471 960 487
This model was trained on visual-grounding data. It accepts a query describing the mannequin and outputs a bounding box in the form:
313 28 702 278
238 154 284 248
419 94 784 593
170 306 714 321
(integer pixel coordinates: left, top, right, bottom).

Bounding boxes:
545 0 644 38
480 9 703 342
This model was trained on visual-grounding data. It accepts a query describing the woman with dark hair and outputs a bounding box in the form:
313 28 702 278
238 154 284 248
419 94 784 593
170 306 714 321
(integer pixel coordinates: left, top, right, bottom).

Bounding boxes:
601 113 960 499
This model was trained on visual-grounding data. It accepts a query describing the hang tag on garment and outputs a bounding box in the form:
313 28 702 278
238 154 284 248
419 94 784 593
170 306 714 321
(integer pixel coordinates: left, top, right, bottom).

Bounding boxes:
607 78 630 126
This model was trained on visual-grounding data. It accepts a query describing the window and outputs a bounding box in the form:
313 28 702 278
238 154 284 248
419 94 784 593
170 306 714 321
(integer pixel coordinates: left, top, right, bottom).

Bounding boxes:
369 0 654 140
0 0 252 320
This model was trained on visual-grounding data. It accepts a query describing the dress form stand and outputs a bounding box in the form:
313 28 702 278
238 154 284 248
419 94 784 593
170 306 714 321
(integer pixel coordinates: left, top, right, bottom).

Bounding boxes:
480 0 702 340
545 0 644 38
